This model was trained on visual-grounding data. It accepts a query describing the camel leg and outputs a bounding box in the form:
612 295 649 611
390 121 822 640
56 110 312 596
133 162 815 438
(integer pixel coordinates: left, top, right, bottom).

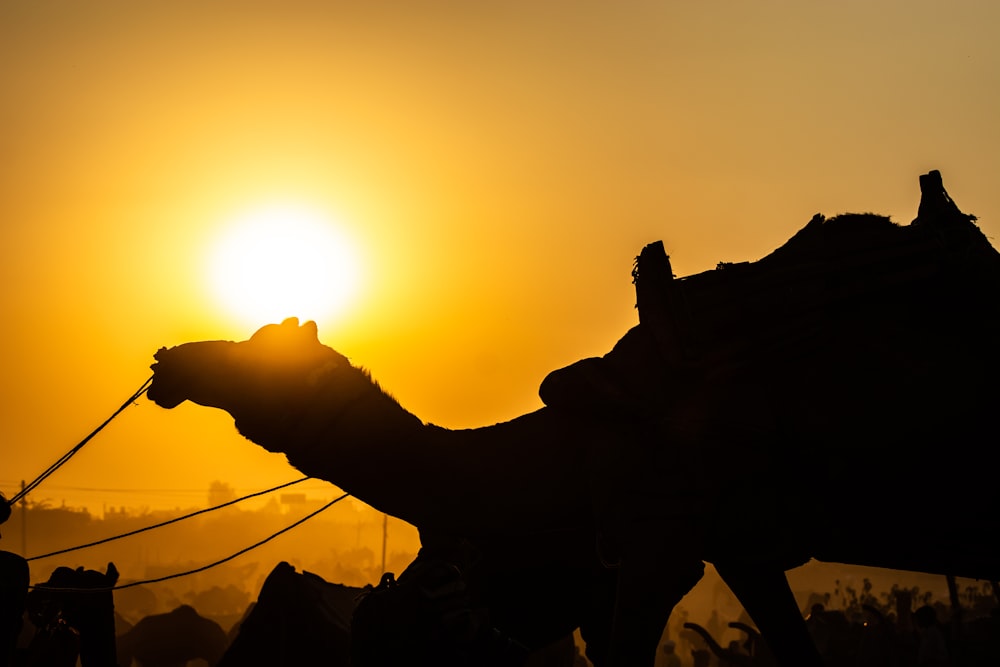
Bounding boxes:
572 566 617 667
713 561 824 667
605 524 705 667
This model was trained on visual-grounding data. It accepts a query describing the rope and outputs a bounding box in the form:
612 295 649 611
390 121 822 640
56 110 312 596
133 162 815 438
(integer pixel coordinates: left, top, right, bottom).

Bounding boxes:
26 476 313 561
29 492 350 593
13 377 356 592
9 376 153 505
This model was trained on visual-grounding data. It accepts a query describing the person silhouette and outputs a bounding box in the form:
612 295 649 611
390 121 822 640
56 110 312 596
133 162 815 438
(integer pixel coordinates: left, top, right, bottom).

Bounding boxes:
913 604 953 667
0 492 29 667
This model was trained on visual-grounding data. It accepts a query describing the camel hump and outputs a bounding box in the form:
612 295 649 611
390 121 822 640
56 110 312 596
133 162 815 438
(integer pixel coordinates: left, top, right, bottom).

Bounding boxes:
544 170 1000 416
628 170 999 371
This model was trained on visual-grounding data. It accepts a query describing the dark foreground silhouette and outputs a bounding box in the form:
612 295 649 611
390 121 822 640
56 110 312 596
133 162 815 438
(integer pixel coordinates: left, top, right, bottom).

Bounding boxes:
147 171 1000 667
219 558 578 667
0 550 28 667
9 559 999 666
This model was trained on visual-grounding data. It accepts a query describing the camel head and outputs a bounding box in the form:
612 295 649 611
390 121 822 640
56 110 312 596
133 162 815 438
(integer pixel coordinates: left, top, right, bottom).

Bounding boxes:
148 318 354 438
27 562 119 634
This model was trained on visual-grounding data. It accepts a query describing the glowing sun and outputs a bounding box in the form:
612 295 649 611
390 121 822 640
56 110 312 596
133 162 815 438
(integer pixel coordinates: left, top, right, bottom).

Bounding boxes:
206 203 361 327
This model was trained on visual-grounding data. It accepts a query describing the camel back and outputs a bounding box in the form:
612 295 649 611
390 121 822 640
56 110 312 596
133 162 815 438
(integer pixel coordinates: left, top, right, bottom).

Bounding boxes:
633 171 1000 375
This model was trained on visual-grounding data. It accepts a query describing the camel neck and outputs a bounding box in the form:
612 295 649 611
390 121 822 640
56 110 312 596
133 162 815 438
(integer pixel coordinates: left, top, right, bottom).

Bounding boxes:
262 392 593 538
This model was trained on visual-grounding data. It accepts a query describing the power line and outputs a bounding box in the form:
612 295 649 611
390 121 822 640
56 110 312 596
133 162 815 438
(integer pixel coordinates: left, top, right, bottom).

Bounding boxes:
30 492 350 592
8 377 152 505
26 476 313 561
4 484 335 495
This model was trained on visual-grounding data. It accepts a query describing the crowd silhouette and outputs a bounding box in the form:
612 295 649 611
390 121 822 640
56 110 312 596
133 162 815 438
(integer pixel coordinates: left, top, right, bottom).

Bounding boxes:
654 585 1000 667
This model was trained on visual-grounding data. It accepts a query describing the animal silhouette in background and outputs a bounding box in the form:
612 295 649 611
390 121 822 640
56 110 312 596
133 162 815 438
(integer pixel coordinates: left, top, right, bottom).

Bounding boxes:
218 558 577 667
23 563 119 667
218 561 358 667
350 537 568 667
147 171 1000 667
117 604 228 667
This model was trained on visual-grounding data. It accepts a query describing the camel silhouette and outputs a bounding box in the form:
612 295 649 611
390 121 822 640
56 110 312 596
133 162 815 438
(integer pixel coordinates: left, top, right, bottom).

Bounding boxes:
24 563 119 667
147 171 1000 667
117 604 228 667
148 320 618 663
219 561 357 667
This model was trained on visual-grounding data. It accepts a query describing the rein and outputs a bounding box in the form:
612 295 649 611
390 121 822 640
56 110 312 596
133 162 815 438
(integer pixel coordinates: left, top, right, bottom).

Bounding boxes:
9 376 153 505
9 373 355 591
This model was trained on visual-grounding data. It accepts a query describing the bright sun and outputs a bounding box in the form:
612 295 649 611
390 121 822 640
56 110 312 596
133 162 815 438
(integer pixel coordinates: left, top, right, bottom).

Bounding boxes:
206 203 362 328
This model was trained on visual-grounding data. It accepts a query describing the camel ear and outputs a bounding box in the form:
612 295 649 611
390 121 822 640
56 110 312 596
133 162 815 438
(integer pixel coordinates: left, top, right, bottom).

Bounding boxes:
106 562 120 586
250 318 297 342
301 320 319 341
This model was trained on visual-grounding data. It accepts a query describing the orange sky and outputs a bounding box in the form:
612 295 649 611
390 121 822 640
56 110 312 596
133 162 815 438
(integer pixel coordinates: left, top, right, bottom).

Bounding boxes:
2 1 998 520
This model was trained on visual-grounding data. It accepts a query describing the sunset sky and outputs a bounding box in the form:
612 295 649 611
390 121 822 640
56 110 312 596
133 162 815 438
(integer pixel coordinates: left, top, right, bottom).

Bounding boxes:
2 1 998 523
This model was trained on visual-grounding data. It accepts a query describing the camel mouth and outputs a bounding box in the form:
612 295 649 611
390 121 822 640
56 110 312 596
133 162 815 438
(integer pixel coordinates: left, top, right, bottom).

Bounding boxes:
147 349 191 409
147 340 237 408
146 375 186 409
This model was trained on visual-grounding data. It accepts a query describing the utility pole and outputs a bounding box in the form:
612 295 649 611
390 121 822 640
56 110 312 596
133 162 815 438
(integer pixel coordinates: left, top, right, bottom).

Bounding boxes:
20 479 26 557
381 513 388 575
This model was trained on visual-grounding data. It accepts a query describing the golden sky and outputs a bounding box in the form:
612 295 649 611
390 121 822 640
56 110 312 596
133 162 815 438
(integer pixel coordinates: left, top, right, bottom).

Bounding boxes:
2 1 998 515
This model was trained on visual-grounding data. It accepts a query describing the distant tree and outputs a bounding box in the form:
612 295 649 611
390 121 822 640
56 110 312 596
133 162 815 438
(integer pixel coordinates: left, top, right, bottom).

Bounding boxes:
208 481 237 506
961 581 997 617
